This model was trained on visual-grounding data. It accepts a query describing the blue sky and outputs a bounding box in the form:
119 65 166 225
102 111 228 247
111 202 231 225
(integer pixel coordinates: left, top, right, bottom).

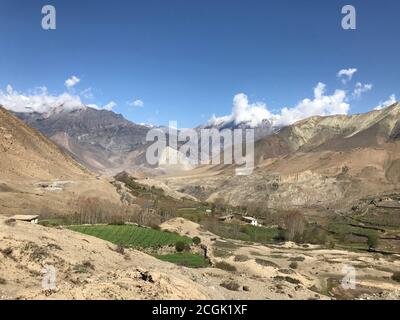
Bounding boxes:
0 0 399 127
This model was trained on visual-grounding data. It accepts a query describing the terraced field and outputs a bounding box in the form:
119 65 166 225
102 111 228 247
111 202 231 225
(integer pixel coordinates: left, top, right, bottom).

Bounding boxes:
156 253 210 268
68 224 192 248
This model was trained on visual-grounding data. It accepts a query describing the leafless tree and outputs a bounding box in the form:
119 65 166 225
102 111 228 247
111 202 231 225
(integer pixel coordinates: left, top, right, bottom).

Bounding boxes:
284 211 306 242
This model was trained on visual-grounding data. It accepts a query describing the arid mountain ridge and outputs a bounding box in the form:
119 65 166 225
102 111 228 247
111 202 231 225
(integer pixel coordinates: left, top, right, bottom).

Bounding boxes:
16 106 151 174
7 101 400 209
0 106 122 216
157 103 400 209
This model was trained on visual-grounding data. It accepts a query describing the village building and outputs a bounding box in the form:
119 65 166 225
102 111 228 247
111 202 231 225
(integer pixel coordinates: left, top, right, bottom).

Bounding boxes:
218 215 234 222
10 215 39 224
241 216 261 227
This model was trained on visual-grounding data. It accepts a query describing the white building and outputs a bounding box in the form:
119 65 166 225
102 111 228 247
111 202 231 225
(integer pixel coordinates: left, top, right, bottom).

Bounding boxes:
10 215 39 224
241 216 261 227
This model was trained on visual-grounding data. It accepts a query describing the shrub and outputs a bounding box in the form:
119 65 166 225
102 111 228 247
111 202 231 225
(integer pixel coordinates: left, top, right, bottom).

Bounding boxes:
274 276 301 285
4 218 16 226
220 280 240 291
1 247 13 257
175 241 186 252
192 236 201 245
392 272 400 282
274 228 287 242
22 242 49 262
215 261 236 272
289 262 298 269
367 232 379 250
108 221 125 226
288 256 305 262
0 277 6 285
255 258 279 268
115 244 125 255
74 260 95 273
234 255 250 262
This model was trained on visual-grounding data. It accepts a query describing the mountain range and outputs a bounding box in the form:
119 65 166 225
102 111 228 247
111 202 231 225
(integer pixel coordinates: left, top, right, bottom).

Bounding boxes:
16 106 151 174
0 106 121 216
156 103 400 209
7 101 400 209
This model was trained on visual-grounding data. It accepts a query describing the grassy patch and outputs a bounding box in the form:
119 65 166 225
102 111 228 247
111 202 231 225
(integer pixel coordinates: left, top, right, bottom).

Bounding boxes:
156 253 209 268
39 218 69 227
211 223 280 244
68 224 192 249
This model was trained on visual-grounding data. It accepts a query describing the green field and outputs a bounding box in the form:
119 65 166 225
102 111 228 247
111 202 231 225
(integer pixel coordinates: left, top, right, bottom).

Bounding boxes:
68 224 192 248
155 253 210 268
212 222 280 244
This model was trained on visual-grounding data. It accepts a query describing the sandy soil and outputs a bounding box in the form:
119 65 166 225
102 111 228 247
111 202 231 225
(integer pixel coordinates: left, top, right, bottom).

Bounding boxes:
161 218 400 300
1 217 399 300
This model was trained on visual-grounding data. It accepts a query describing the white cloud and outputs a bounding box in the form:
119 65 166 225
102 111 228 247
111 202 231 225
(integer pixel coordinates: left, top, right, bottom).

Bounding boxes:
80 87 94 99
209 93 272 128
208 83 350 128
337 68 357 84
88 101 117 111
65 76 80 88
0 85 84 113
374 94 397 110
353 82 373 98
127 99 144 108
103 101 116 111
276 83 349 126
0 84 117 114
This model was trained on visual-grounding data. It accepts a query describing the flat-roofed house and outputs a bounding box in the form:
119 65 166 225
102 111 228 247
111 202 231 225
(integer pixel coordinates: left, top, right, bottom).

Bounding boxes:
218 215 234 222
241 216 261 227
10 215 39 224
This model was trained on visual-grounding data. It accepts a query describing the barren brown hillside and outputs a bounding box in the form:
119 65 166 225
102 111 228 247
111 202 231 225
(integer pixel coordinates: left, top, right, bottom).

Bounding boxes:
0 106 121 216
156 104 400 209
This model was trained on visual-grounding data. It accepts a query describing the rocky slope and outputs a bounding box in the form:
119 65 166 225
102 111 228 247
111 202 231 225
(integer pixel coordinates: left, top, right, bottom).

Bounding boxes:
158 104 400 209
0 106 121 216
0 106 91 181
2 216 399 300
16 107 151 174
0 216 222 300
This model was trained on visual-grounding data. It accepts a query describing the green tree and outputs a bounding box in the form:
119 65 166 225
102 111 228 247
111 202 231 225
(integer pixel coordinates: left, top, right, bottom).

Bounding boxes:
192 236 201 245
175 241 186 252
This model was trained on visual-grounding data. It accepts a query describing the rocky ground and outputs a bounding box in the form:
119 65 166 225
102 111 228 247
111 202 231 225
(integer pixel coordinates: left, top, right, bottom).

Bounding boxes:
2 216 396 300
